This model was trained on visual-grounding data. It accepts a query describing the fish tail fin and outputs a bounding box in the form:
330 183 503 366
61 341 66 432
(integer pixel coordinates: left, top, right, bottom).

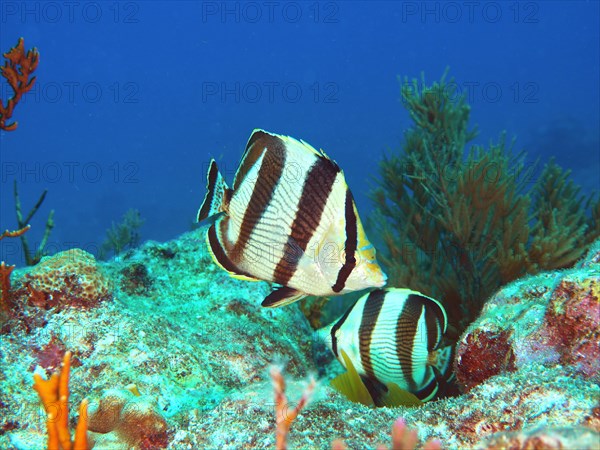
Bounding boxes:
198 159 231 223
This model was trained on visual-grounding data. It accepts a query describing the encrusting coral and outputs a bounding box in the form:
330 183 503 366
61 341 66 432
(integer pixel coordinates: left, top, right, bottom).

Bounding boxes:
21 249 113 309
87 385 169 449
371 72 600 335
456 239 600 390
0 37 38 131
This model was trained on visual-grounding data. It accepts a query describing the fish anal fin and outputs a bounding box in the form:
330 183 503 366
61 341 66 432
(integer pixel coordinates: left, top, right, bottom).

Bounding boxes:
261 286 306 308
230 273 261 282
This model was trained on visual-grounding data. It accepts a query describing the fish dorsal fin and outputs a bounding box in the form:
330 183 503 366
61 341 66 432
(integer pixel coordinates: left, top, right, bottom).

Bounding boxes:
198 159 231 223
233 129 278 190
234 129 340 190
261 286 306 308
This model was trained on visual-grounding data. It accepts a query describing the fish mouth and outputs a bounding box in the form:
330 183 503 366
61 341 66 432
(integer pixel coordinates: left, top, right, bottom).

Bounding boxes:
375 269 388 287
365 260 387 287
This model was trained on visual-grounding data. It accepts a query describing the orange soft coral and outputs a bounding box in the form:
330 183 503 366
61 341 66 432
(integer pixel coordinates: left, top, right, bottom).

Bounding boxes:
0 37 39 131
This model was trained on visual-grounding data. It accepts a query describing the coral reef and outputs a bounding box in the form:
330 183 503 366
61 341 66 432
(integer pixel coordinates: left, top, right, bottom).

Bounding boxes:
21 249 113 310
0 37 38 131
371 72 600 334
0 231 318 448
456 240 600 390
332 418 442 450
0 231 598 448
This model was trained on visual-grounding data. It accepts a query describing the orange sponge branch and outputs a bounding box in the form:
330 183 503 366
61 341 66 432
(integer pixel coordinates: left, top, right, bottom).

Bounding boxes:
270 366 316 450
0 225 30 313
0 37 39 131
0 225 31 240
32 351 89 450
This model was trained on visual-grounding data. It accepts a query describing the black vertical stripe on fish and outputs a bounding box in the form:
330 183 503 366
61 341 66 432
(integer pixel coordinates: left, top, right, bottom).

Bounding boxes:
332 190 358 293
330 299 357 357
272 158 339 285
358 289 386 379
407 294 440 352
396 300 422 392
197 160 220 222
234 130 274 190
231 140 286 262
207 222 252 278
414 375 438 401
429 296 447 334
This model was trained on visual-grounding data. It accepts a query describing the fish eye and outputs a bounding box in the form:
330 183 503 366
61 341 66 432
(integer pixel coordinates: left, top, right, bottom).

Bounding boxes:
358 244 377 264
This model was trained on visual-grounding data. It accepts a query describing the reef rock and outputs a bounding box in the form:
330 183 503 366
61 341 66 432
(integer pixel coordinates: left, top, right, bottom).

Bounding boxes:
456 239 600 391
0 231 317 449
1 232 598 449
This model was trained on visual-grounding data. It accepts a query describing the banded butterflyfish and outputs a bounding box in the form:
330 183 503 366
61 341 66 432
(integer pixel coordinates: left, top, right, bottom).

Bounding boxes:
317 288 454 405
197 129 387 308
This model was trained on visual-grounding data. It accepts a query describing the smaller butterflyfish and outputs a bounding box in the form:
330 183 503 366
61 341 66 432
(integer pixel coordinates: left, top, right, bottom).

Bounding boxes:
317 288 454 405
197 129 387 308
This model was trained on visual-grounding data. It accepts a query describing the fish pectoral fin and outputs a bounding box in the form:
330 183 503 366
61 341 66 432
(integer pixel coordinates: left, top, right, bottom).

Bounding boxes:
261 286 306 308
330 350 374 406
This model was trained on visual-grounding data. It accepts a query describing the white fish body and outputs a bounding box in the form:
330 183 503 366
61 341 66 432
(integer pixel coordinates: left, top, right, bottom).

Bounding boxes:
198 129 387 307
318 288 452 402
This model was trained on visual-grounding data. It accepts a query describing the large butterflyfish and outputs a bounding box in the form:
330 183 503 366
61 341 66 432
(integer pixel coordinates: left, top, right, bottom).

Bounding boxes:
197 129 387 307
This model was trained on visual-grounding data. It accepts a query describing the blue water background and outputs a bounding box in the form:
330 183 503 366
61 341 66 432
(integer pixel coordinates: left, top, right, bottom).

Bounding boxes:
1 1 598 264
